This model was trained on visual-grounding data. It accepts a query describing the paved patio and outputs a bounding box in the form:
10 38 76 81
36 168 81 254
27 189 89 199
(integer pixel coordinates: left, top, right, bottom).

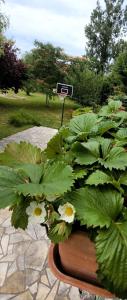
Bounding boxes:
0 127 81 300
0 127 58 151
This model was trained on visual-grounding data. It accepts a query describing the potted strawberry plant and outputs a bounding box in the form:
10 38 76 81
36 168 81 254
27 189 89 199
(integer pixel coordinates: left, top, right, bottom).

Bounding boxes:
0 99 127 298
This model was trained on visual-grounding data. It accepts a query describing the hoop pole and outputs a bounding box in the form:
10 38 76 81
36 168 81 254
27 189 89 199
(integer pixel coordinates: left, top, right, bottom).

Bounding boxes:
61 97 65 127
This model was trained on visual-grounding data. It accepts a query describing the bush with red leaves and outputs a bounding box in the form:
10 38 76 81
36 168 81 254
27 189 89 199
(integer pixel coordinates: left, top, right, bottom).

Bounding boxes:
0 41 28 93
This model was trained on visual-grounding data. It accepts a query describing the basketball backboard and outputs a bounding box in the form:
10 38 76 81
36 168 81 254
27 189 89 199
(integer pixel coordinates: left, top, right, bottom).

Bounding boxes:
56 83 73 97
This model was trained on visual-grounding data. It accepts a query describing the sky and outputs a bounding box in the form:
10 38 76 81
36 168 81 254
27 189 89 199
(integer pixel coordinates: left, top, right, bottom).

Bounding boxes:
2 0 105 57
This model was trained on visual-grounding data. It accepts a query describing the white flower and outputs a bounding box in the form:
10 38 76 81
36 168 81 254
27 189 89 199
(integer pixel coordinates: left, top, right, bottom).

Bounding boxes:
58 202 75 223
26 202 46 224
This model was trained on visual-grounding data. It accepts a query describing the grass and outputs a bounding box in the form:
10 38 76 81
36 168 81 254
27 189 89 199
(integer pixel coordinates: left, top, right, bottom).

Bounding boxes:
9 110 42 127
0 91 80 140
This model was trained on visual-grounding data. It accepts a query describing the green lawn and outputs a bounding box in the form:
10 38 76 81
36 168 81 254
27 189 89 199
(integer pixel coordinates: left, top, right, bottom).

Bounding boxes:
0 91 80 140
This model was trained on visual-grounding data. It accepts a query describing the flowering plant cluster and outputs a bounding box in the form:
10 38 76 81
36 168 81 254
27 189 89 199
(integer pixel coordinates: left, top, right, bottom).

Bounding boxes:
0 99 127 297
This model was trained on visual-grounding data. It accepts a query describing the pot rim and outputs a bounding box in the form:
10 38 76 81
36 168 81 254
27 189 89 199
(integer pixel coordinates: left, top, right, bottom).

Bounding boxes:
48 243 115 298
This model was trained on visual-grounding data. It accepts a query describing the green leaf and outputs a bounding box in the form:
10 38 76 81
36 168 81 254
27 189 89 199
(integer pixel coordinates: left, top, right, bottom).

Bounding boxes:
99 105 110 117
48 222 72 243
96 222 127 297
72 142 99 165
15 183 44 197
0 188 21 209
100 138 112 159
73 138 127 170
99 139 127 170
96 120 116 136
99 101 122 117
121 207 127 221
64 150 75 164
100 147 127 170
73 168 87 180
69 187 123 228
0 166 25 208
45 132 64 159
65 135 77 144
108 100 122 112
11 200 29 230
115 139 127 147
0 166 24 188
16 164 44 183
119 173 127 186
45 137 74 165
82 140 100 157
86 170 123 192
115 128 127 140
69 113 98 136
86 170 112 186
16 161 74 198
115 111 127 120
0 142 44 167
42 161 74 197
45 128 74 162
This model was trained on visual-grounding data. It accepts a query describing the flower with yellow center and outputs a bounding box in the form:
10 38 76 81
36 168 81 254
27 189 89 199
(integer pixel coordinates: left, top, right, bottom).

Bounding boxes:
26 202 46 224
58 202 75 223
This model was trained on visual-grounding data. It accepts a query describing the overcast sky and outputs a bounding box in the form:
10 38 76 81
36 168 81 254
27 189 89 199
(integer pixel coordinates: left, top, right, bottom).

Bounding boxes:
2 0 105 56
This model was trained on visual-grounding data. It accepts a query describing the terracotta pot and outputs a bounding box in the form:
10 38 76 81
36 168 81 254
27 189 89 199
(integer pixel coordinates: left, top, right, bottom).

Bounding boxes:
48 231 115 298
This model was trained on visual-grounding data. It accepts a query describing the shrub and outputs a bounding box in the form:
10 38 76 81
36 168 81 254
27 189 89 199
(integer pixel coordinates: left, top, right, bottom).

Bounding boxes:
100 75 114 104
66 63 103 106
112 51 127 94
9 110 41 127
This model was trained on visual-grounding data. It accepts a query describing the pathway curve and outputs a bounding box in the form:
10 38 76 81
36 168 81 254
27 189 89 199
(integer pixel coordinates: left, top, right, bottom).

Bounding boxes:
0 127 58 151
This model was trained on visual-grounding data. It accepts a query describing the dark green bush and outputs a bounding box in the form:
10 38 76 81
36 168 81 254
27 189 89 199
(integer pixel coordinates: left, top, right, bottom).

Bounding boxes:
112 51 127 94
65 62 103 106
9 110 41 127
100 76 114 103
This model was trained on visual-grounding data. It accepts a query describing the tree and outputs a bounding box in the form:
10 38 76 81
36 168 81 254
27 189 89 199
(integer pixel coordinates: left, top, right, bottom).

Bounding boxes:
0 41 28 93
0 0 8 33
112 50 127 93
24 41 67 105
33 41 65 83
65 58 103 106
0 0 8 56
22 78 36 96
85 0 127 73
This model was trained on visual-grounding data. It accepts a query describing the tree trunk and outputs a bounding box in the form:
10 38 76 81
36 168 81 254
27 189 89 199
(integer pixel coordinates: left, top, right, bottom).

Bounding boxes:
26 90 30 96
45 93 49 107
14 87 19 94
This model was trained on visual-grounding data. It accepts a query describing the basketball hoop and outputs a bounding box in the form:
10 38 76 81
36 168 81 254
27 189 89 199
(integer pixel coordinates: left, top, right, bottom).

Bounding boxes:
56 83 73 127
57 94 66 127
58 93 67 101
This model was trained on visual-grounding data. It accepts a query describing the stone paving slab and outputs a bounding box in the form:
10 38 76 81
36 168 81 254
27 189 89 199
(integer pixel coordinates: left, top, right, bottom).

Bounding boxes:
0 209 83 300
0 127 83 299
0 126 58 151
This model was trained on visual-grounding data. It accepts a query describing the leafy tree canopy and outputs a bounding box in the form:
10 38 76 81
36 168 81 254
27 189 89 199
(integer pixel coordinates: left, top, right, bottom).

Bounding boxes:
65 59 103 105
85 0 127 73
0 0 8 33
0 0 8 56
24 41 67 90
0 41 28 92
